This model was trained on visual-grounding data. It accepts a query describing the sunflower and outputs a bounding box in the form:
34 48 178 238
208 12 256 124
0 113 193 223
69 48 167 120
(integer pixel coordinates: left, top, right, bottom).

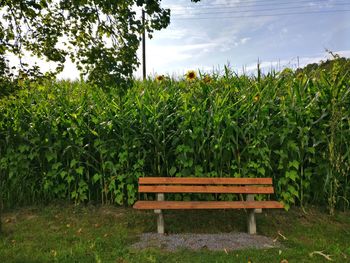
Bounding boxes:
202 74 212 83
186 70 197 81
155 75 165 82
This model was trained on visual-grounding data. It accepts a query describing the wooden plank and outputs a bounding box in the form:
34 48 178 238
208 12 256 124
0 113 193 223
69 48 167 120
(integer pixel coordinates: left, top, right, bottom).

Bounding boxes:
133 201 284 209
139 185 274 194
139 177 273 185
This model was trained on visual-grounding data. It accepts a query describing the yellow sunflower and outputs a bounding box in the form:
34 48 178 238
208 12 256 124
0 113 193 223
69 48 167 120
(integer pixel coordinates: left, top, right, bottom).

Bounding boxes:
186 70 197 81
202 74 212 83
155 75 165 82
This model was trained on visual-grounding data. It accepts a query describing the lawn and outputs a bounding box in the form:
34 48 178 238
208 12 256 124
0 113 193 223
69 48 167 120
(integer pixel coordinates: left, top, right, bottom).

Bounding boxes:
0 205 349 262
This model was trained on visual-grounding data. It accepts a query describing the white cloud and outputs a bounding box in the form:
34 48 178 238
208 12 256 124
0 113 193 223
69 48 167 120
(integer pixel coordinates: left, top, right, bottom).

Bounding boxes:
147 42 219 67
153 28 188 40
242 49 350 74
138 2 277 77
6 0 349 80
337 50 350 57
240 37 251 44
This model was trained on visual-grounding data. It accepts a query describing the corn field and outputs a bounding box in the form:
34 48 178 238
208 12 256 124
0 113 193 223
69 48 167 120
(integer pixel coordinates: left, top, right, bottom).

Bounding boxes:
0 60 349 213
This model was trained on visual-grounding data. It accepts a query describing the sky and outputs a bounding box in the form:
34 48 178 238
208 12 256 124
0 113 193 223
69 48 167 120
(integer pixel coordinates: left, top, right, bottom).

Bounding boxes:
55 0 350 79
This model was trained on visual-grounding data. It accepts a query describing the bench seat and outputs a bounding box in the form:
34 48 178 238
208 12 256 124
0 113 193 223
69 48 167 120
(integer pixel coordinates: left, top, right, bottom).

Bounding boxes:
134 200 284 209
133 177 283 234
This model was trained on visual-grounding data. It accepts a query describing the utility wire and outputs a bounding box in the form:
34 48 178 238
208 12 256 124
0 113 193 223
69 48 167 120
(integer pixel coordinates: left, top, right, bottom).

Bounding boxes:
210 0 324 4
200 0 343 6
172 9 350 20
171 3 350 16
167 0 346 10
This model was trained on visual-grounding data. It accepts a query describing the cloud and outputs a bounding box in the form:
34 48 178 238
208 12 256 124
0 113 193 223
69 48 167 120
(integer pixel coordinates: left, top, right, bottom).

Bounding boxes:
240 37 251 44
337 49 350 57
242 49 350 74
281 28 288 34
138 0 278 77
153 28 188 40
147 42 219 66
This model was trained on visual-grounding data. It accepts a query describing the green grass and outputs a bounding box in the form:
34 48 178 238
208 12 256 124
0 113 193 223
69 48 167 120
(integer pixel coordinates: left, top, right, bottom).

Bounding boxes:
0 205 349 262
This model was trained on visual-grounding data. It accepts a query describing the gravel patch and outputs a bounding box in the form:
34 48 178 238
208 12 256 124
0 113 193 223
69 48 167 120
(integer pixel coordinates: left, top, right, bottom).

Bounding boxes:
131 233 279 251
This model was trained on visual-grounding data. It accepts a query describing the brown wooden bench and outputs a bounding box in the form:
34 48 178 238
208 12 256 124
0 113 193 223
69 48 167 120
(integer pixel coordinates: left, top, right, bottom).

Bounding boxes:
133 177 283 234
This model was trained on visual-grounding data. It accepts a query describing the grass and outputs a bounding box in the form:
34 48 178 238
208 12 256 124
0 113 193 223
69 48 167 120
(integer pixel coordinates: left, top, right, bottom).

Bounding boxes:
0 205 349 262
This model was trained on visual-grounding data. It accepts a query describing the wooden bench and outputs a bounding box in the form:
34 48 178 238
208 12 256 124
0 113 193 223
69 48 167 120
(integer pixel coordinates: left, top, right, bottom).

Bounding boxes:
133 177 284 234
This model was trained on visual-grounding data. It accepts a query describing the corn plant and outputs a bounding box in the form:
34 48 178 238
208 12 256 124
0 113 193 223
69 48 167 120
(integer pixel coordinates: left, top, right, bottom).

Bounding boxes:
0 58 349 213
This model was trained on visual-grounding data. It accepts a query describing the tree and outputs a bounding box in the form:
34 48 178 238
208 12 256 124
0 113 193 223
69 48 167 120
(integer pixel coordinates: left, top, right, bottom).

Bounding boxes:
0 0 200 89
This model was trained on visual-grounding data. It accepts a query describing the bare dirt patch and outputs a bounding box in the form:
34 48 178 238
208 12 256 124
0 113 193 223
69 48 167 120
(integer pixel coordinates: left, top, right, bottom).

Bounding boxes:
131 232 280 252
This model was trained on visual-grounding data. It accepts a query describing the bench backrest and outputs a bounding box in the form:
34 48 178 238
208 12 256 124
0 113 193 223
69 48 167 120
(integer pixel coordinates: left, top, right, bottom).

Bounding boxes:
138 177 275 194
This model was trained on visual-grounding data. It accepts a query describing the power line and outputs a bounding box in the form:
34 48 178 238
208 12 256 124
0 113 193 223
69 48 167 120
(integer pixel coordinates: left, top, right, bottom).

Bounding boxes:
210 0 325 4
172 9 350 20
180 0 313 6
167 0 347 10
171 3 350 16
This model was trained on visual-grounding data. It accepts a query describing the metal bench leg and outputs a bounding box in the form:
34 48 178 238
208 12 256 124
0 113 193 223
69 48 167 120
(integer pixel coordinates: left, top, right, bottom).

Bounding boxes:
247 194 257 234
154 193 164 234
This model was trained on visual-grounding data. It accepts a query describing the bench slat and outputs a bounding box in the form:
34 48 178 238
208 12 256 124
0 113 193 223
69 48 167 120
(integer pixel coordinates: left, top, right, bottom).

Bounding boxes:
139 185 274 194
133 201 284 209
139 177 273 185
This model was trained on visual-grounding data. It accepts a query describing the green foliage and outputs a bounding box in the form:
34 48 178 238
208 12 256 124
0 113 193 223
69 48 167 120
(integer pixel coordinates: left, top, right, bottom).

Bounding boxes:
296 52 350 77
0 58 350 213
0 0 201 89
